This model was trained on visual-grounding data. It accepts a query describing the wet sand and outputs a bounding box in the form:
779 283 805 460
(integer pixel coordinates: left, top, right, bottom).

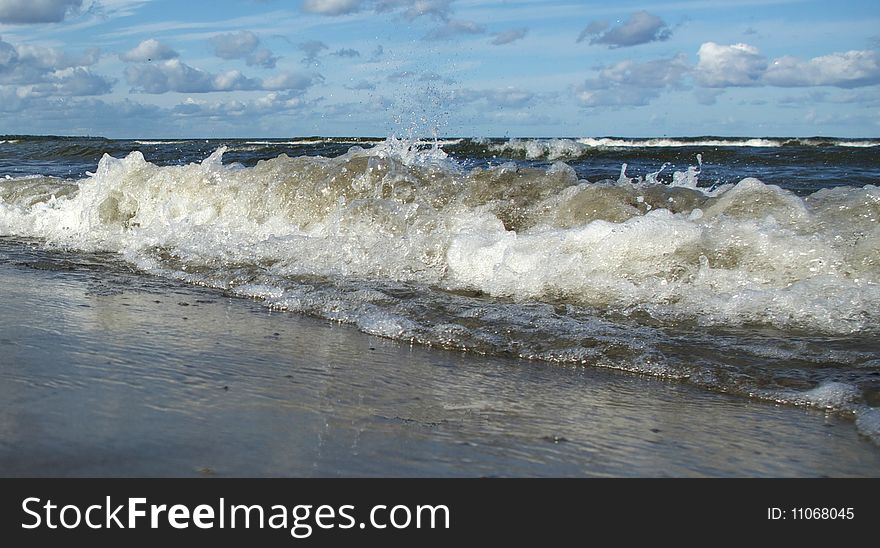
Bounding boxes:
1 240 879 477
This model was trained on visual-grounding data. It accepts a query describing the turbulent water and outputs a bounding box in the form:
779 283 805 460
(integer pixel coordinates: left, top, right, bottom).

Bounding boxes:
2 135 879 442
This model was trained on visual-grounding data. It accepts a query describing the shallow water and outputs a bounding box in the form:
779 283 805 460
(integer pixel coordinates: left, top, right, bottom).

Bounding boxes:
1 135 879 463
1 240 879 477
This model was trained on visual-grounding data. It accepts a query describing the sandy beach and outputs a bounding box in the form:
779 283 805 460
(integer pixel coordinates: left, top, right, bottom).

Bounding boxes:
1 239 878 477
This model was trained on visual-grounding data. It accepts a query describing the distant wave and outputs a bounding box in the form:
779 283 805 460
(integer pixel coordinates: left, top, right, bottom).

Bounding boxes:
483 137 880 160
133 140 187 145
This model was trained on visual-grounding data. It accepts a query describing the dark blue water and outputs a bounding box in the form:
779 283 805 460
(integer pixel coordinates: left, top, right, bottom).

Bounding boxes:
2 135 878 195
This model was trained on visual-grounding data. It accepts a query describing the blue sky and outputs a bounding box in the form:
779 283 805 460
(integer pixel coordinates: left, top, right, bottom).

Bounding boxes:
0 0 878 137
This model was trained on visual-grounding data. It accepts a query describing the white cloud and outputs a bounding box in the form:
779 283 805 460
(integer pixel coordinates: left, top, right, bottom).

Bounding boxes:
491 27 528 46
696 43 880 89
21 66 113 96
302 0 363 16
0 0 81 24
171 91 314 121
126 58 317 94
247 48 278 69
0 35 111 96
576 21 607 43
377 0 453 21
304 0 454 21
765 50 880 88
695 42 767 87
578 11 672 48
262 72 320 91
125 59 219 93
120 39 178 62
0 92 164 135
16 43 99 68
424 19 484 41
210 31 259 59
209 31 278 69
575 54 690 107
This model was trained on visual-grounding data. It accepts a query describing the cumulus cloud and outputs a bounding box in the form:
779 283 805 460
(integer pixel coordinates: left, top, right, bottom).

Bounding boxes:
0 0 81 24
0 93 164 135
576 21 608 43
491 27 528 46
0 35 112 96
17 43 100 68
695 42 767 87
125 60 245 93
120 39 178 62
124 58 317 94
246 48 278 69
302 0 363 16
578 11 672 48
210 31 259 59
575 54 690 107
764 50 880 88
172 91 313 120
424 19 485 41
28 66 113 96
262 72 320 91
695 42 880 89
209 31 278 68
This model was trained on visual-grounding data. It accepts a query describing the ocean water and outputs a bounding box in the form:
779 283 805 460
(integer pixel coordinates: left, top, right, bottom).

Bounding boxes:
2 135 879 444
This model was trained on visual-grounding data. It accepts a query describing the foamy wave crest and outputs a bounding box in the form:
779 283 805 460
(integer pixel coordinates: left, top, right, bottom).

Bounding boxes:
1 139 878 336
489 137 880 159
133 140 187 145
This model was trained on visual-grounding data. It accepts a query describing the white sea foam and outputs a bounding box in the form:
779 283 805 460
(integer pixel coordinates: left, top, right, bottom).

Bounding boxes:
1 139 878 335
133 140 186 145
488 137 880 159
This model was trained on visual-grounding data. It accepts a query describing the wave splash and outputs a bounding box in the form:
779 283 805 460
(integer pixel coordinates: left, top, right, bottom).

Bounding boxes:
1 137 878 334
486 137 880 160
2 138 880 434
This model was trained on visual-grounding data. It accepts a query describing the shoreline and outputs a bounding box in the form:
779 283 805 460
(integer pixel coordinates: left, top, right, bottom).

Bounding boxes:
1 241 879 477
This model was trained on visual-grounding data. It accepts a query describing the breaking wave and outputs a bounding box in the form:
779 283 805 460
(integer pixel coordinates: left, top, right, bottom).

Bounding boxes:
2 137 879 436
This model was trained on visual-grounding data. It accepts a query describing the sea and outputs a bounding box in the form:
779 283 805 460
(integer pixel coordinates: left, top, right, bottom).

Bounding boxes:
1 134 879 449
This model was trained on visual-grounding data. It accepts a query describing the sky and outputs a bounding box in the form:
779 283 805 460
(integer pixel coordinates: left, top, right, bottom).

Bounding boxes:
0 0 878 137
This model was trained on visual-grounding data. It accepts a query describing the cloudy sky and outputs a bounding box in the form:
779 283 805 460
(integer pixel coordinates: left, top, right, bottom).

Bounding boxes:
0 0 878 137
